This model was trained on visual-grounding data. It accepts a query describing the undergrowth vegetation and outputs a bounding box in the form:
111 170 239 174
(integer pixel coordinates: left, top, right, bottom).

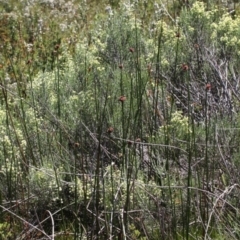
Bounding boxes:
1 0 240 239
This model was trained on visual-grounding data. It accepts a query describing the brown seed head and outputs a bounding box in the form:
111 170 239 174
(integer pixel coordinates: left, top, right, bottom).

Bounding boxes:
206 83 211 90
181 63 189 71
129 47 134 53
54 44 60 50
166 95 171 101
119 64 123 69
147 64 153 75
107 127 114 133
74 142 80 148
176 32 180 38
194 43 199 49
26 59 32 65
118 96 126 102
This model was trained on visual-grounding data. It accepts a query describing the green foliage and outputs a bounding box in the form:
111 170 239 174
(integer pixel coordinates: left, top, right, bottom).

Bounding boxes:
159 110 191 141
0 222 12 239
211 13 240 55
1 0 240 239
103 163 162 210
